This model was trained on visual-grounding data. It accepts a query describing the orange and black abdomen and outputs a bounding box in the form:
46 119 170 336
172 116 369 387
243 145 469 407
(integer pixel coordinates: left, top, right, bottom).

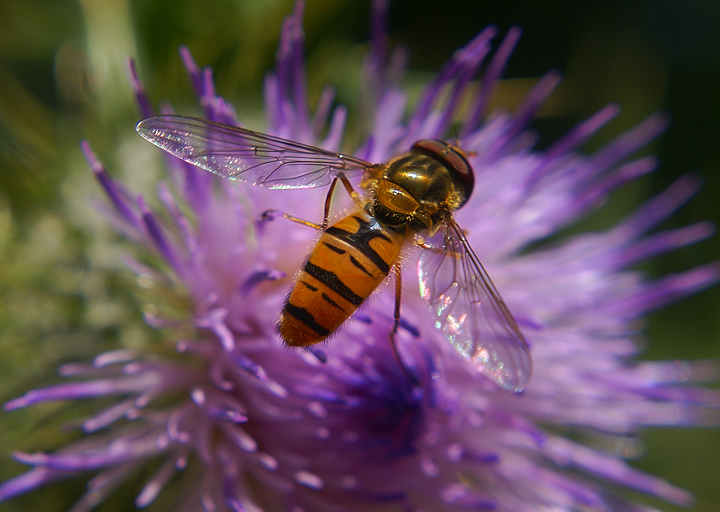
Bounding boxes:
280 209 408 347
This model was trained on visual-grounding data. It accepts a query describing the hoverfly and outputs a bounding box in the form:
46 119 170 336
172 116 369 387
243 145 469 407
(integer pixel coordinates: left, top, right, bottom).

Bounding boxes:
136 115 532 392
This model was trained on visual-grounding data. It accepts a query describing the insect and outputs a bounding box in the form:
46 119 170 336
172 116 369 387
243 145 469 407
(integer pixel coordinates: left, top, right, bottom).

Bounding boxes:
136 115 532 392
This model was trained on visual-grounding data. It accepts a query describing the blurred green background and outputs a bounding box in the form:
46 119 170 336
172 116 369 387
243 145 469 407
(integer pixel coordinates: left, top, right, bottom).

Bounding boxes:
0 0 718 510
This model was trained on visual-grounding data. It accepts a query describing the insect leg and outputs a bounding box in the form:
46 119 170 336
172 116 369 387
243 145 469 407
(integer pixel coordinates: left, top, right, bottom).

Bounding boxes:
259 179 340 230
392 263 403 338
321 177 340 229
259 174 363 230
389 264 417 384
339 175 365 209
258 209 323 230
320 175 365 229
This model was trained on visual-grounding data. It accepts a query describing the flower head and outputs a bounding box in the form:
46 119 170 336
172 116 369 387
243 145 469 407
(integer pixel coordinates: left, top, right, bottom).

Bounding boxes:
2 2 719 511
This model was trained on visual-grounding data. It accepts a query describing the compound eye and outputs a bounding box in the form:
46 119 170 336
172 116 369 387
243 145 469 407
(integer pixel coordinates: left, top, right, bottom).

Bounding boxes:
412 139 475 201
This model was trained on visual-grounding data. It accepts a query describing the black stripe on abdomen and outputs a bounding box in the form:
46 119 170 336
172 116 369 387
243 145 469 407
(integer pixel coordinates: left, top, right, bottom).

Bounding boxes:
283 303 330 336
322 293 344 310
349 255 372 276
300 280 318 292
325 216 392 274
323 242 346 254
303 261 364 306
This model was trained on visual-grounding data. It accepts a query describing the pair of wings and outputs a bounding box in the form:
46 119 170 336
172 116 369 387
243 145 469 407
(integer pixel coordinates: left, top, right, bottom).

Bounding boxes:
136 115 532 392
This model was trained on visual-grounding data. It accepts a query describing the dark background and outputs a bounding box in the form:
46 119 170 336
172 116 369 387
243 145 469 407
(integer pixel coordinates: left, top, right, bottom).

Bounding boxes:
0 0 718 510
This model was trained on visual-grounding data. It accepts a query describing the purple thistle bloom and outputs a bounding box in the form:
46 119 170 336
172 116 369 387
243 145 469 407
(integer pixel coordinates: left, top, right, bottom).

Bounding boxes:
2 2 719 510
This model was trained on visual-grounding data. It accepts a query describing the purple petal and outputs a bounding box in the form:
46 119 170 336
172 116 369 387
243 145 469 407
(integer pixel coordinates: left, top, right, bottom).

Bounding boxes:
83 141 140 228
463 27 522 136
127 58 154 118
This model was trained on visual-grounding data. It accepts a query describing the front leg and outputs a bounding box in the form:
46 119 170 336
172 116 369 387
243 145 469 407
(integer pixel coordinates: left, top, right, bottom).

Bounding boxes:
388 263 418 385
260 176 363 231
258 209 323 230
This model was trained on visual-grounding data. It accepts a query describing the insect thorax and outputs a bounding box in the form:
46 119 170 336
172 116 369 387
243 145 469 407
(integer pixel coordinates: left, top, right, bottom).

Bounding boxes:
364 153 468 231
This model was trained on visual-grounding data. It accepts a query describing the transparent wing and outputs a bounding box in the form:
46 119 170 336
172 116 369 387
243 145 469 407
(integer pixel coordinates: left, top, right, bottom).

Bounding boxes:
418 215 532 392
136 115 372 189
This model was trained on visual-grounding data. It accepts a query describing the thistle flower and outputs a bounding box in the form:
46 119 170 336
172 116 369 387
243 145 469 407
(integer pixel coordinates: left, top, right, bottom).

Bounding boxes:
2 2 719 511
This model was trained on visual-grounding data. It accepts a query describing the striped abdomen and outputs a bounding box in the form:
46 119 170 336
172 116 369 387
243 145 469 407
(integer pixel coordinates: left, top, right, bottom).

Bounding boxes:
280 209 408 347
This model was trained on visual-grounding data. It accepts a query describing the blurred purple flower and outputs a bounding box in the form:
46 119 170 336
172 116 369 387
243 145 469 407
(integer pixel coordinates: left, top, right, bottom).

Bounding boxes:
2 1 719 511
